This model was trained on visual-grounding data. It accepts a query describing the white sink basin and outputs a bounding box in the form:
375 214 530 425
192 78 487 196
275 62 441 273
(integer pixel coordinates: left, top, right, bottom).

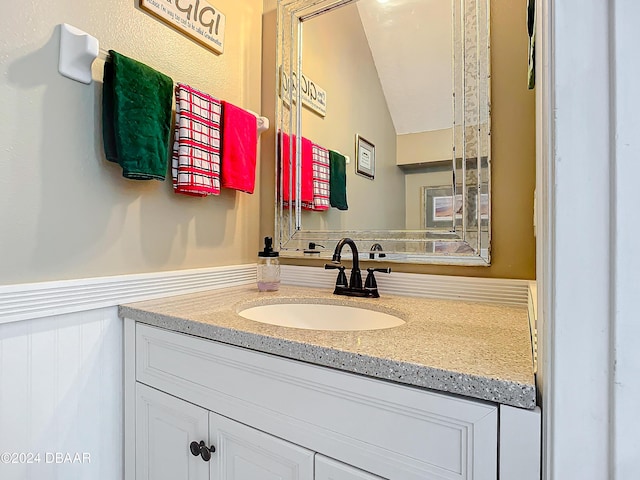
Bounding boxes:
238 303 405 331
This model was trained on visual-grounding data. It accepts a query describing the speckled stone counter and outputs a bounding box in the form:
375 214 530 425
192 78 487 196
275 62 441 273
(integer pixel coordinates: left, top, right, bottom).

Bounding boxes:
120 285 536 409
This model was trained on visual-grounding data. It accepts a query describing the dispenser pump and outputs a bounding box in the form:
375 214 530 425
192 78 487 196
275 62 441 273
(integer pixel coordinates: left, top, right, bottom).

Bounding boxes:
259 237 279 257
257 237 280 291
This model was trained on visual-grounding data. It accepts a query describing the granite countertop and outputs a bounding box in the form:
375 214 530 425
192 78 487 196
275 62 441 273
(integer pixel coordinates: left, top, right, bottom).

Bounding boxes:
120 285 536 409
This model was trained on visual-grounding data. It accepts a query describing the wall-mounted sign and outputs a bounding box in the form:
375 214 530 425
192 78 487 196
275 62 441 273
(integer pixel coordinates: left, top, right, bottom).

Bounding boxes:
140 0 226 54
280 67 327 117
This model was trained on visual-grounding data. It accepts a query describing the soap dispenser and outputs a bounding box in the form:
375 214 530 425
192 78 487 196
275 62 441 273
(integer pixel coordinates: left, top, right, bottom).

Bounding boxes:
257 237 280 291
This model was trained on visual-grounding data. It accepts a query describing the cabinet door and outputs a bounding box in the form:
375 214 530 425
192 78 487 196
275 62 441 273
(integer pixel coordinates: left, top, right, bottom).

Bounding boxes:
209 411 314 480
136 383 209 480
315 455 385 480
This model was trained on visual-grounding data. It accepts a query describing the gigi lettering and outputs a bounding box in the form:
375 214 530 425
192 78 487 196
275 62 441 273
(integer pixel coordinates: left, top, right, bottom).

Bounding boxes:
174 0 222 35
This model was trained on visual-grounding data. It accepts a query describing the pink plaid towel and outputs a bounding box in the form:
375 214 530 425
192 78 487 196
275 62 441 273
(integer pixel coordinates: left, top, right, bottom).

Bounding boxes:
311 143 330 211
172 83 222 196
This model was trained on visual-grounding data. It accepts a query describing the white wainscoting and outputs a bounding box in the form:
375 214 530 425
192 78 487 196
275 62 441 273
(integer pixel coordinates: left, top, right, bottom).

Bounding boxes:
0 264 257 325
0 307 122 480
0 264 257 480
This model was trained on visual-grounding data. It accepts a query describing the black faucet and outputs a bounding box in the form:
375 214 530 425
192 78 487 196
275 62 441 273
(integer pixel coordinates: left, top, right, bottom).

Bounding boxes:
369 243 386 260
330 237 363 289
325 238 390 298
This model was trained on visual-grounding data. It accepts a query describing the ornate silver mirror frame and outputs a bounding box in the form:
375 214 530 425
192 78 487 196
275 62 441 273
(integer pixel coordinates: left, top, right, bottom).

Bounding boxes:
275 0 491 266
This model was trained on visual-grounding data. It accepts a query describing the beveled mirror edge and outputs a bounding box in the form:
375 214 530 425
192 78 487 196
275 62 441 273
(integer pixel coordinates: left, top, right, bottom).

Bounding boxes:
274 0 491 267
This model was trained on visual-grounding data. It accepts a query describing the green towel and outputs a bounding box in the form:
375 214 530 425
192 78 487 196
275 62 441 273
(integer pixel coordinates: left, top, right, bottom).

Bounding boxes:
329 150 348 210
102 50 173 180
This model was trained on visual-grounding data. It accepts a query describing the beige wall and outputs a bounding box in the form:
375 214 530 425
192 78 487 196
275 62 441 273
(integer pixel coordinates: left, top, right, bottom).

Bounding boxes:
262 0 536 280
260 5 278 242
397 129 453 165
0 0 264 285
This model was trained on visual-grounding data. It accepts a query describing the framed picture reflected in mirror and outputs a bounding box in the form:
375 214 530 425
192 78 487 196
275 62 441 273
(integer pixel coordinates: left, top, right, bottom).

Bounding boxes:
422 185 489 229
355 135 375 179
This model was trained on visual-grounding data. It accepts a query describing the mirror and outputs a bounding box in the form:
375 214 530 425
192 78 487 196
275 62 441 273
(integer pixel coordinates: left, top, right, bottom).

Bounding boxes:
275 0 491 265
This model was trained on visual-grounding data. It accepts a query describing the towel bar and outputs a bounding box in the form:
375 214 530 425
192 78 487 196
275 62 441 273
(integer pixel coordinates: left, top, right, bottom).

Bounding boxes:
58 23 270 135
58 23 99 84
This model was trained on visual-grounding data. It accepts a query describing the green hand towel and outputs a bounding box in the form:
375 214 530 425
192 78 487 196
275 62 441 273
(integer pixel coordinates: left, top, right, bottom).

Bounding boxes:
102 50 173 180
329 150 348 210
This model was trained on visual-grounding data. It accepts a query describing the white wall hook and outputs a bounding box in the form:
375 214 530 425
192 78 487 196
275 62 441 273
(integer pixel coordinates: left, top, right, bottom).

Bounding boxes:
58 23 99 84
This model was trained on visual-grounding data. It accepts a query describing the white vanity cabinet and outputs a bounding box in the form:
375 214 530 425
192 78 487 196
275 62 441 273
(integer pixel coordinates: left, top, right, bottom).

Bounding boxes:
127 322 501 480
135 383 314 480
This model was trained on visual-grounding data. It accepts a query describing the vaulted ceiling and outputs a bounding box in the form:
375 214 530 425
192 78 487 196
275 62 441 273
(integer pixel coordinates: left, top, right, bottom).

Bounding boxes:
355 0 453 135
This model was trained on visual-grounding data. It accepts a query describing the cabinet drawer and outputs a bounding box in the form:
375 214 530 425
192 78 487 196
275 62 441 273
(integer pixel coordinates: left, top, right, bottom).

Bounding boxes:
135 323 497 480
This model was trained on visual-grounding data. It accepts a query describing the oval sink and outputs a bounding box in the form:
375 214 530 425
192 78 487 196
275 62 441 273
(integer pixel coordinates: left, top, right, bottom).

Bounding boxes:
238 303 405 331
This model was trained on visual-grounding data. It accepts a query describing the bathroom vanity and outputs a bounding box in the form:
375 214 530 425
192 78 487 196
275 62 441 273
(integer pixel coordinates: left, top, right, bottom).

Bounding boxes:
121 285 539 480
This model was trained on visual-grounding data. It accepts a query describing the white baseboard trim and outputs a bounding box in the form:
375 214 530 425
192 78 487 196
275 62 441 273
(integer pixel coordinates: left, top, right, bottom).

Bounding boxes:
0 264 257 325
281 265 530 306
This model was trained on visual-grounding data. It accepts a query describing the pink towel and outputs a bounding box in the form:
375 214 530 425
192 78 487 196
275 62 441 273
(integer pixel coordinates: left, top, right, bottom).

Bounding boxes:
311 143 330 211
220 101 258 194
280 132 295 203
280 133 314 209
172 83 222 196
300 137 314 209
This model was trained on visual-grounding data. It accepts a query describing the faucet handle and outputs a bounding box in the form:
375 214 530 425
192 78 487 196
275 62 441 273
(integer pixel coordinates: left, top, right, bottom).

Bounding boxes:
324 264 348 287
364 267 391 294
368 267 391 274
